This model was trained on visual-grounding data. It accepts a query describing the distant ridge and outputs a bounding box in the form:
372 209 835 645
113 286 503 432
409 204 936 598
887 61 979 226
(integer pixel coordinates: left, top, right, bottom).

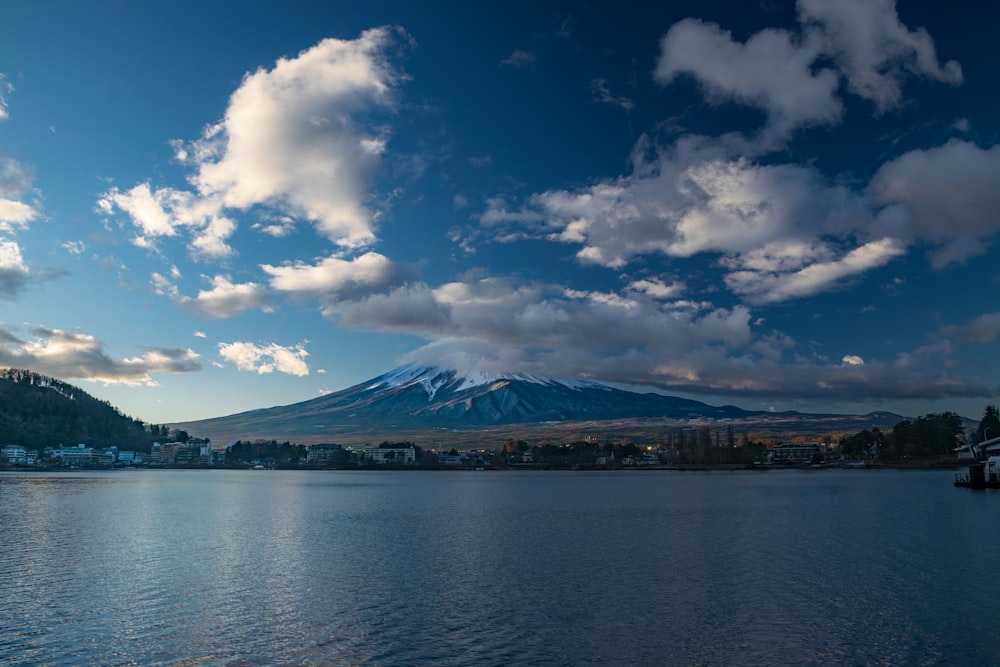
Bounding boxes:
170 364 908 446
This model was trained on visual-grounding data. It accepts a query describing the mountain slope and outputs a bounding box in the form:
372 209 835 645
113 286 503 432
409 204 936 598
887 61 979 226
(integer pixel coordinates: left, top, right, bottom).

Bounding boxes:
0 368 156 451
172 364 864 444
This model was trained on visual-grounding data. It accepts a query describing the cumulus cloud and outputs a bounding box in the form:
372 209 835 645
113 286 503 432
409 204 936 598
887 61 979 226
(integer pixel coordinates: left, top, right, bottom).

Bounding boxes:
0 240 29 299
627 278 686 300
218 340 310 376
0 325 201 385
653 0 961 145
262 250 404 299
656 19 840 141
174 275 271 319
99 27 406 259
0 158 40 233
798 0 962 112
476 137 884 301
870 140 1000 267
97 183 236 259
333 273 982 402
333 276 754 375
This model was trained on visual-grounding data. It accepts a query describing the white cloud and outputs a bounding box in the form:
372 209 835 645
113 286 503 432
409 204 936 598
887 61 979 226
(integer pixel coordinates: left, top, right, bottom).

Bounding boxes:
0 325 201 385
150 272 177 298
0 158 40 233
218 340 310 376
97 183 236 259
0 240 29 299
655 0 961 141
175 275 271 319
0 199 36 232
591 79 634 111
627 278 686 300
842 355 865 366
476 137 881 301
99 27 406 259
262 251 402 298
61 241 86 256
0 73 10 121
0 240 28 273
501 50 536 68
722 238 905 304
333 283 451 330
188 27 403 247
656 19 840 141
870 140 1000 267
252 215 297 238
798 0 962 112
324 268 988 402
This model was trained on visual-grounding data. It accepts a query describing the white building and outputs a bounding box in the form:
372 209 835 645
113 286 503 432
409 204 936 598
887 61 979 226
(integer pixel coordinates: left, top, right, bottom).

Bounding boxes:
54 445 100 467
357 446 416 464
1 445 28 464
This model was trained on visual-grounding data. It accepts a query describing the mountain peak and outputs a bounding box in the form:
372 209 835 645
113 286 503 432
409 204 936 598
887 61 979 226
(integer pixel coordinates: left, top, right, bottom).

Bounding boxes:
367 364 611 399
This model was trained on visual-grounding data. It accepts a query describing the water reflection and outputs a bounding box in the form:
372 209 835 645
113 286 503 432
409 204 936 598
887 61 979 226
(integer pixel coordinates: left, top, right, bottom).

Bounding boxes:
1 469 998 666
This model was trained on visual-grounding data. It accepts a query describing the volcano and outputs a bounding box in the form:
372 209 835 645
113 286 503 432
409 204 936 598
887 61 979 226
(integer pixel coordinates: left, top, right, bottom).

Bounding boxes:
169 364 905 445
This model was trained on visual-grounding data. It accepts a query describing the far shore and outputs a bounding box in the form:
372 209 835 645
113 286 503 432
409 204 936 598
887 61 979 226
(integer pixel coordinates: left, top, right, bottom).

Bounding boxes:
0 459 965 473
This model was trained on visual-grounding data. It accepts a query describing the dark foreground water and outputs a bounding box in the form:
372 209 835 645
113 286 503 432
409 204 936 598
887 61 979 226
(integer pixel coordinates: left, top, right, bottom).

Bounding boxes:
2 468 1000 666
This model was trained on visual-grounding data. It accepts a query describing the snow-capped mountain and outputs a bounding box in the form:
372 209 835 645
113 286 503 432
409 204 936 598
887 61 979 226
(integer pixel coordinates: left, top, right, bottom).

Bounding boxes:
309 364 753 426
170 364 913 444
172 364 763 441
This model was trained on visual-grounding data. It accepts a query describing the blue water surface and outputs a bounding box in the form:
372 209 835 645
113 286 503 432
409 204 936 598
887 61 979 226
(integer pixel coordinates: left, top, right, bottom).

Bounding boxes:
1 468 998 666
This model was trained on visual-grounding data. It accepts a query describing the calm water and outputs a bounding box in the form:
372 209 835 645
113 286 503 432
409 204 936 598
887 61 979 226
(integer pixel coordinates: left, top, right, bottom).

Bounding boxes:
2 468 999 666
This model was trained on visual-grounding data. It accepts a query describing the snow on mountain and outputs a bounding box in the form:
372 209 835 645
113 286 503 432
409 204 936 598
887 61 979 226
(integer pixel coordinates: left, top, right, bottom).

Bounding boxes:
169 363 910 445
367 364 612 399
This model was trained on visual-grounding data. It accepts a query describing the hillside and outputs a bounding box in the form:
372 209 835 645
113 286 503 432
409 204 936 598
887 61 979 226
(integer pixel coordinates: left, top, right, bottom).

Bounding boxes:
0 369 157 452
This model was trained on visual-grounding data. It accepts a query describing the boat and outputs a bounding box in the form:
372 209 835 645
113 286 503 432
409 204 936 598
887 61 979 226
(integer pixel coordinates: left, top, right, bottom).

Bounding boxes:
955 456 1000 488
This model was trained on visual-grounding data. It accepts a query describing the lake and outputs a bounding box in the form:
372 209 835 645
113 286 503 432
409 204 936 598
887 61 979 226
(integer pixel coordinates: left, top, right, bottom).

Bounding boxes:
1 468 999 666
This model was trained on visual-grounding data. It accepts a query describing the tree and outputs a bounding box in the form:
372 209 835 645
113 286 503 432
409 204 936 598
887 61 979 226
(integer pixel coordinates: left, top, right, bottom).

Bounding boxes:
976 405 1000 443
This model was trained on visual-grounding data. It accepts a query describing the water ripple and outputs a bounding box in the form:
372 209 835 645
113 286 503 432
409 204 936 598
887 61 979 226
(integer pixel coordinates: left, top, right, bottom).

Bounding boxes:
1 469 997 665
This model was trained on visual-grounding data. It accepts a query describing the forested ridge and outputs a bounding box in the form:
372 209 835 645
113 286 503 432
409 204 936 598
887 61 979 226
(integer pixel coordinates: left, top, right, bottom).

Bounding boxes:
0 368 156 452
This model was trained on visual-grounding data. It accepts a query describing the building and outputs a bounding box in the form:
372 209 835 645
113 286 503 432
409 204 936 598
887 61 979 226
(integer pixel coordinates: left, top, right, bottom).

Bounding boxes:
356 446 416 464
54 445 102 467
162 439 214 465
1 445 28 465
118 450 142 464
307 443 345 465
767 442 822 465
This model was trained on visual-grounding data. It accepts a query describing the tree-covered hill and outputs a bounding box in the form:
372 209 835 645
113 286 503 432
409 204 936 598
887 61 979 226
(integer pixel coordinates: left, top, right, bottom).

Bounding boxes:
0 368 157 452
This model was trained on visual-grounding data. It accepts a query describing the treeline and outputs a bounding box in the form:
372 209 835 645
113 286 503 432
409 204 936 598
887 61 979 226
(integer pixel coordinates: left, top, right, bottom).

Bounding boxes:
225 440 435 467
0 368 158 452
226 440 308 466
500 427 770 466
840 406 1000 460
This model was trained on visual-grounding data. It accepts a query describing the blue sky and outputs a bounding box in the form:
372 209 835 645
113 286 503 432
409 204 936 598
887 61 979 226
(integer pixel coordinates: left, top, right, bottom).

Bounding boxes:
1 0 998 425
